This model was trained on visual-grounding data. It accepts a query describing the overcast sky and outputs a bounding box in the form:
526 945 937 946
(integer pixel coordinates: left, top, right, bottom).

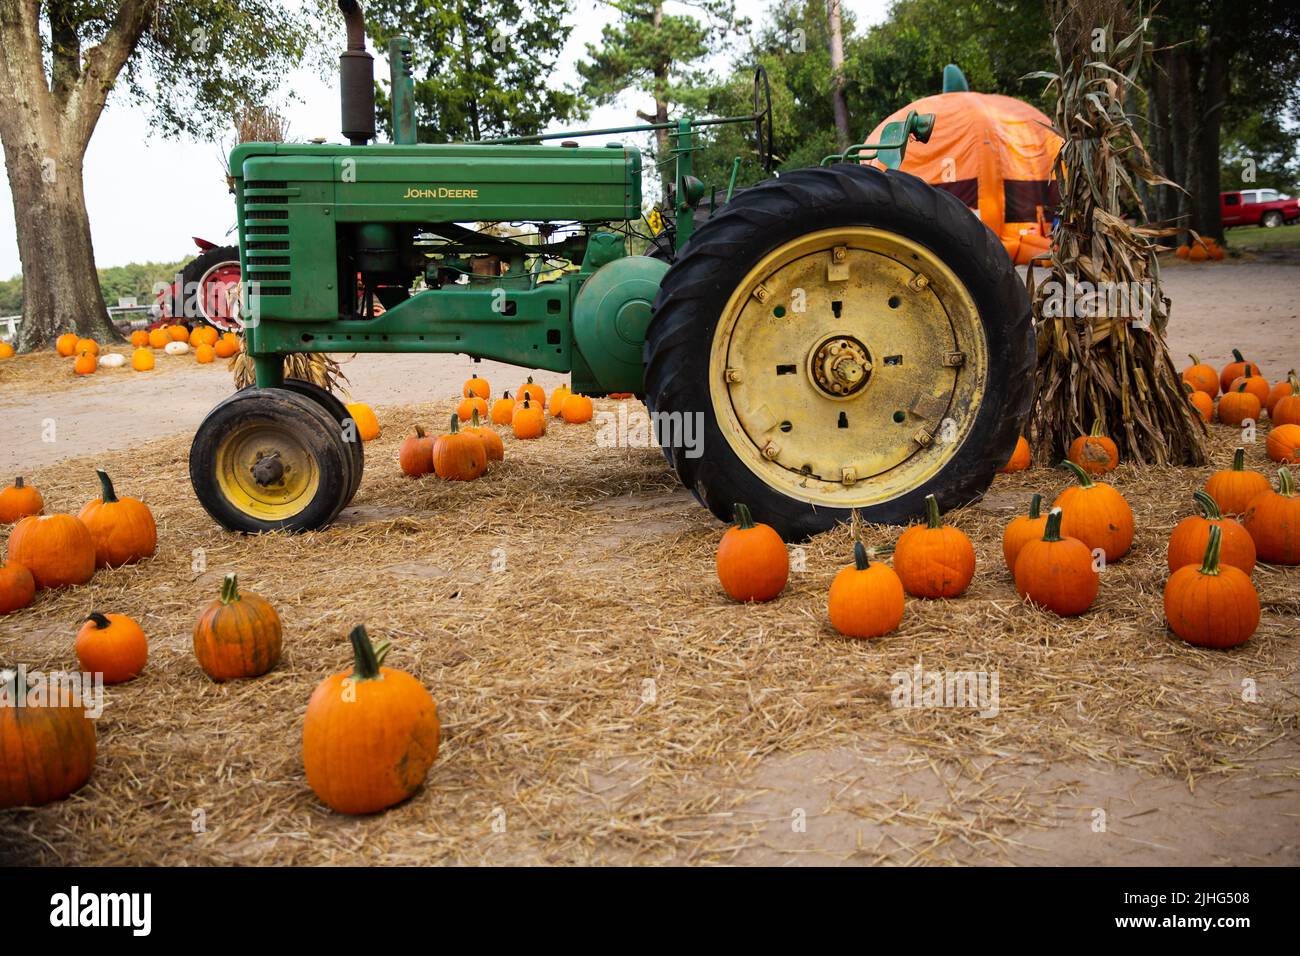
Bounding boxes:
0 0 891 280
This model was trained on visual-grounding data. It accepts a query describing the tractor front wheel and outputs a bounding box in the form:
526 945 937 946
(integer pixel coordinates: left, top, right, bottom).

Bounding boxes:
644 164 1033 540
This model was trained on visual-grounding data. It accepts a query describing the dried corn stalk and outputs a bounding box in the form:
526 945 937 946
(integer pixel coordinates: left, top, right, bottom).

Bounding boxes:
1027 0 1207 465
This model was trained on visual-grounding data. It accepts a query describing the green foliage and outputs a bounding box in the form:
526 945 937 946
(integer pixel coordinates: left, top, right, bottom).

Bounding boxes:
1220 113 1300 194
0 260 190 315
365 0 579 141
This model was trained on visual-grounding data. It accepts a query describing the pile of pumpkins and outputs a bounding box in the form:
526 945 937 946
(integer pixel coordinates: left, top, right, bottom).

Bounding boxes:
1174 236 1226 262
1179 351 1300 464
396 373 598 480
53 323 240 376
0 470 439 817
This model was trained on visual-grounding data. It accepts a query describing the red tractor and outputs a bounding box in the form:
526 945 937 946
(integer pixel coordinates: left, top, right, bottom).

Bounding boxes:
152 237 242 331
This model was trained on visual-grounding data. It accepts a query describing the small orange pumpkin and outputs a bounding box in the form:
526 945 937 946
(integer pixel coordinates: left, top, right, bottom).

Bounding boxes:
1053 460 1134 562
716 502 788 602
560 392 594 424
1266 423 1300 463
1067 421 1119 475
517 375 546 408
73 351 97 375
548 384 571 418
1219 348 1261 394
456 394 489 422
465 409 504 461
7 513 96 589
195 343 216 364
490 390 516 426
147 327 169 349
399 425 434 477
166 324 189 342
1013 507 1099 616
1002 493 1047 572
131 347 155 371
511 396 546 439
1242 467 1300 564
1167 491 1255 575
76 612 148 684
432 414 487 480
193 573 283 681
129 329 150 347
608 392 635 400
1217 383 1260 427
462 374 490 400
74 337 98 355
0 342 12 360
213 335 239 359
1181 354 1219 398
302 625 440 815
55 332 79 357
0 560 35 615
1183 382 1212 423
1205 447 1270 514
77 469 157 568
345 402 381 442
892 494 975 598
827 541 904 639
0 667 96 808
0 476 44 524
1164 526 1260 648
1229 367 1269 405
998 435 1031 473
1265 371 1297 418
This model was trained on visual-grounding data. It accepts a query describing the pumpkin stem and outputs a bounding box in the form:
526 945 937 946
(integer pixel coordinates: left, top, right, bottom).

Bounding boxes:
85 611 112 629
349 625 386 681
1061 459 1094 487
1193 490 1223 520
13 476 23 489
1198 524 1223 576
527 375 535 384
733 502 756 530
95 469 118 503
1232 348 1245 363
220 573 240 605
1289 372 1299 396
502 390 511 400
449 413 460 434
471 408 482 427
1231 447 1245 472
1042 508 1064 542
1280 467 1295 498
1235 382 1247 393
414 425 425 438
1088 421 1105 438
853 540 869 570
923 494 942 529
1028 493 1042 519
1188 353 1201 365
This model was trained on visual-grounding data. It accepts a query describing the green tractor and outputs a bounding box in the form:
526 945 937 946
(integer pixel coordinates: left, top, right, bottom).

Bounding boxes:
189 0 1033 541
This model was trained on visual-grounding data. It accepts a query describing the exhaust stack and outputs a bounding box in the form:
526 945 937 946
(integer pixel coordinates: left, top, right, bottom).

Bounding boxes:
338 0 375 145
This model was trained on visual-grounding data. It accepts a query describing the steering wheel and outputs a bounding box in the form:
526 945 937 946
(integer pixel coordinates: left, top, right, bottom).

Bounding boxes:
753 65 774 173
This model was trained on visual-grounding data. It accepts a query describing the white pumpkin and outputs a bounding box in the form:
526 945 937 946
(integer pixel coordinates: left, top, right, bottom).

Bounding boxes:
164 340 190 356
97 352 127 368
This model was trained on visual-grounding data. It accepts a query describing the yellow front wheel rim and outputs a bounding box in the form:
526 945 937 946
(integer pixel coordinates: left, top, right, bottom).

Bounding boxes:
215 422 321 521
708 227 988 508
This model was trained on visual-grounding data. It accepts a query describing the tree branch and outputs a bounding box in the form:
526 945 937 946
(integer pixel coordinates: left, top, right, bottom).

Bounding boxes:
64 0 157 152
48 0 82 106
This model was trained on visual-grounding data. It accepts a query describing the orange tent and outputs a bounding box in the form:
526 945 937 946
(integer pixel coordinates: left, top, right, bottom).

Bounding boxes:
864 74 1061 265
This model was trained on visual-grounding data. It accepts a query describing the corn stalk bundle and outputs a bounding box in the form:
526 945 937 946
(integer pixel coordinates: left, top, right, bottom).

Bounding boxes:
1027 0 1207 465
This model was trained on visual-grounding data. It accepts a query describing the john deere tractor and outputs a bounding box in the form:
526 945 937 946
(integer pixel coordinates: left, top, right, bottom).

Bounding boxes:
189 0 1033 540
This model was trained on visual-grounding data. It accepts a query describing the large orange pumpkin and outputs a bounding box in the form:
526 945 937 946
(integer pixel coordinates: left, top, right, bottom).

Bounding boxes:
74 337 98 356
1219 348 1261 394
1205 447 1270 514
1265 371 1297 418
0 476 44 524
1013 508 1099 616
77 469 157 568
76 612 148 684
465 409 504 462
7 513 96 589
892 494 975 598
490 391 516 426
716 502 788 602
1002 493 1047 572
1242 467 1300 565
302 625 440 815
345 402 381 441
1183 382 1212 424
1164 526 1260 648
1229 367 1270 405
517 375 546 408
73 351 97 376
456 394 489 422
192 574 283 681
1053 461 1134 562
432 414 487 480
0 667 96 808
1066 422 1119 476
1181 355 1219 397
998 435 1031 473
548 384 571 418
560 393 594 424
131 347 155 371
1266 423 1300 463
0 560 35 615
1167 491 1255 575
55 333 79 357
462 374 490 400
1217 384 1260 427
399 425 434 477
827 541 904 638
511 396 546 439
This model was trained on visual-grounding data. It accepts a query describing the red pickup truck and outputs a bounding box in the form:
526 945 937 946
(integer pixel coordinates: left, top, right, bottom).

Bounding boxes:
1221 189 1300 229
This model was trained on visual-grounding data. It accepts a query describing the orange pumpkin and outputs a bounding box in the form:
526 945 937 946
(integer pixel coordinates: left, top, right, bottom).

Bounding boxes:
213 335 239 359
1183 382 1212 423
0 560 35 615
0 342 12 360
456 394 489 422
490 390 516 426
193 573 283 681
432 414 487 480
608 392 635 400
77 469 157 568
345 402 381 441
0 667 96 808
1053 460 1134 562
74 337 98 355
189 325 206 347
1205 448 1270 515
827 541 904 639
0 476 44 524
76 612 148 684
517 375 546 408
195 343 216 364
1181 354 1219 398
1164 526 1260 648
1013 508 1099 616
560 392 594 424
7 513 96 589
399 425 434 477
131 347 155 371
998 435 1031 473
1067 421 1119 476
73 351 97 375
1217 384 1260 427
892 494 975 598
1229 367 1269 405
147 327 169 349
465 409 504 461
548 384 571 418
1267 424 1300 463
1002 493 1047 572
1167 491 1255 575
462 374 490 400
166 324 189 342
55 333 79 357
302 625 440 815
1219 348 1261 394
1265 371 1297 418
716 502 788 602
511 396 546 439
1242 467 1300 564
129 329 150 348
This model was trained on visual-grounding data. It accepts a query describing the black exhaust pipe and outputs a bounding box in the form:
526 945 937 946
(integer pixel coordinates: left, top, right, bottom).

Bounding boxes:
339 0 375 145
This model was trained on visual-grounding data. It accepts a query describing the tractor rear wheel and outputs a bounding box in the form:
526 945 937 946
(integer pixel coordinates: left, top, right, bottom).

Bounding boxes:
190 388 354 533
643 164 1033 540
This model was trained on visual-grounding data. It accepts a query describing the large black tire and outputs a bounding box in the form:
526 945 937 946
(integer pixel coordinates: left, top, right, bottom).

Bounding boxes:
643 164 1033 541
190 388 354 533
168 244 241 331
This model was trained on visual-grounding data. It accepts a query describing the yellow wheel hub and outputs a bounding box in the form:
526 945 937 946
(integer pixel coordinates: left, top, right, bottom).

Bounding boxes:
215 422 321 521
709 227 987 508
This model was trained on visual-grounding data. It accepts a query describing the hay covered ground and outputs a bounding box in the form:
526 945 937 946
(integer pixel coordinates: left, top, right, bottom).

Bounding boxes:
1 392 1297 865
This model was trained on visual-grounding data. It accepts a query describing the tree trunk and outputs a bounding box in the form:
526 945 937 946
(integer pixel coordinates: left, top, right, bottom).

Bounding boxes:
826 0 851 150
1194 35 1229 242
1165 47 1193 245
